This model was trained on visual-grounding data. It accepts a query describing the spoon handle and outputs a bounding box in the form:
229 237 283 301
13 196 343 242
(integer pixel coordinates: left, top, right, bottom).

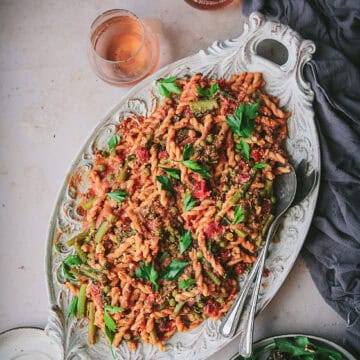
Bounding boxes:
219 248 264 338
238 221 280 357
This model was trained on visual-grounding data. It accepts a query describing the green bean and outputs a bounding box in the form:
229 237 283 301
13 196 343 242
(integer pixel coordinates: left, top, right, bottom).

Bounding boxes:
264 180 273 197
174 302 185 316
256 235 263 247
219 241 226 248
169 298 176 307
235 229 247 239
196 251 203 259
107 173 114 182
149 329 157 344
77 284 87 318
66 230 90 247
74 241 87 263
271 196 277 204
225 232 234 240
262 214 274 237
82 198 96 211
205 269 221 286
95 221 108 243
118 168 127 182
88 302 96 345
189 99 218 113
230 190 242 204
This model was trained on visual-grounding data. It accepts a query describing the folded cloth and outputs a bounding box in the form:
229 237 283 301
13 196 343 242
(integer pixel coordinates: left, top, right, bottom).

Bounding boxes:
243 0 360 356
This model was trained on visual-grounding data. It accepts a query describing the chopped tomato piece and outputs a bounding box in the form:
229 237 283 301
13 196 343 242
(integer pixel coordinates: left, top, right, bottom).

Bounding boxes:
263 268 270 278
89 283 103 309
204 221 221 238
192 180 211 201
234 262 246 275
251 149 261 162
137 147 150 163
220 249 232 263
158 150 169 160
204 301 220 318
237 173 251 184
158 320 173 333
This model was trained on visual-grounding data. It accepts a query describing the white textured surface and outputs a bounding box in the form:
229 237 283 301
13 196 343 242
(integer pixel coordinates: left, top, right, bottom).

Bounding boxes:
0 1 345 359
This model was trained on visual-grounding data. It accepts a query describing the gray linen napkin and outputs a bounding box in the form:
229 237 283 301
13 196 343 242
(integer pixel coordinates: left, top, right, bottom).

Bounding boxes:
242 0 360 356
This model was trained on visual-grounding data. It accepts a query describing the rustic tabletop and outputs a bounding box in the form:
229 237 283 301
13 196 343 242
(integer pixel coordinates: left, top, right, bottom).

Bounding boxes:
0 1 345 359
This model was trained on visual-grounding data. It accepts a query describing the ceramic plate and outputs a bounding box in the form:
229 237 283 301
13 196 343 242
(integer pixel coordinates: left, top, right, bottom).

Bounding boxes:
0 327 60 360
230 334 356 360
45 12 320 360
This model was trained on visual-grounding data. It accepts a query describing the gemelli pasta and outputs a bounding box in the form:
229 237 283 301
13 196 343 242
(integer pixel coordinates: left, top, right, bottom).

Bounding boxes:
62 73 290 352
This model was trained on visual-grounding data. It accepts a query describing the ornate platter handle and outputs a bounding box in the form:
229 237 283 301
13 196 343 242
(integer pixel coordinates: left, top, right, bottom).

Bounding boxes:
239 12 316 92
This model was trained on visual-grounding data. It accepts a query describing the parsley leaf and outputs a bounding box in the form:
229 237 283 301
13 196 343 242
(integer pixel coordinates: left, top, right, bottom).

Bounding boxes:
183 193 197 211
163 259 189 280
104 305 124 313
67 296 78 316
197 83 219 98
179 230 192 254
104 310 117 332
179 278 196 290
182 143 194 161
254 162 268 170
135 261 159 291
107 190 128 203
239 138 250 161
160 167 180 180
158 77 181 98
233 204 245 224
159 251 169 263
226 103 259 138
182 160 211 179
63 254 82 266
108 134 120 151
62 261 76 282
156 174 174 193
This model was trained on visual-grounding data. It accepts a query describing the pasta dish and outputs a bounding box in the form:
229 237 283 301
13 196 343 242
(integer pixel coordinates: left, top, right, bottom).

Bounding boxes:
61 72 290 352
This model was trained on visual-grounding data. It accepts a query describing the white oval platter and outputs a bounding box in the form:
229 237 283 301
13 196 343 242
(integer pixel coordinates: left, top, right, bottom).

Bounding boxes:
45 12 319 360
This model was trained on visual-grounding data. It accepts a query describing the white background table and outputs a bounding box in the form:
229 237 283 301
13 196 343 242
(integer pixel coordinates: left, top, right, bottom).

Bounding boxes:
0 1 346 359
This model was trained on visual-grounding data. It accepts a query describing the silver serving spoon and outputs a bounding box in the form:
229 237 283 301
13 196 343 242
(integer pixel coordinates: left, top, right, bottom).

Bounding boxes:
237 165 297 357
219 164 297 340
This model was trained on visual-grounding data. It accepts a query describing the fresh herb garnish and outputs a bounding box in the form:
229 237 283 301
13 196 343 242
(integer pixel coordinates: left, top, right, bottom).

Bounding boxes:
183 193 197 211
63 254 82 266
163 259 189 280
236 138 250 161
197 83 219 98
179 278 196 290
226 103 259 138
233 204 245 224
67 296 78 316
156 174 174 193
182 143 194 161
254 163 268 170
104 310 117 333
135 261 159 291
159 251 170 263
62 261 76 282
107 190 128 203
104 305 125 313
108 134 120 151
179 230 192 254
182 160 211 179
160 167 180 180
158 76 182 98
